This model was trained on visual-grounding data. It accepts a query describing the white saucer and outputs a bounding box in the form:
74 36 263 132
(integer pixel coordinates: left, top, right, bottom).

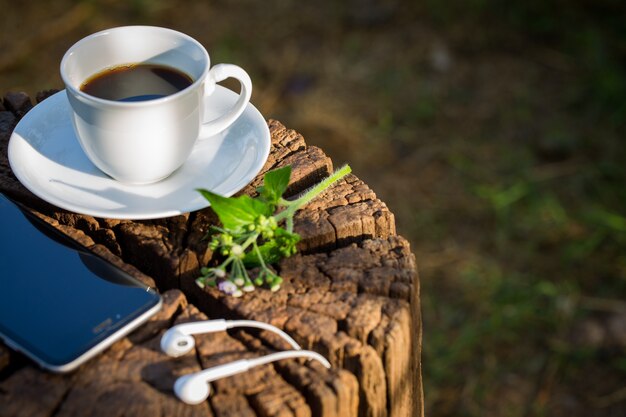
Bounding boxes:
8 88 270 220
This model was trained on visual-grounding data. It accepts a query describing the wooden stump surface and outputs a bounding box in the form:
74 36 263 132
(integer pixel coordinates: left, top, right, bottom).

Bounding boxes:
0 91 423 417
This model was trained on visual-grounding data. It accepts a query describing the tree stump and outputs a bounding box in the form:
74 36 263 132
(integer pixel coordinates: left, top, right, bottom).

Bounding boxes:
0 91 423 417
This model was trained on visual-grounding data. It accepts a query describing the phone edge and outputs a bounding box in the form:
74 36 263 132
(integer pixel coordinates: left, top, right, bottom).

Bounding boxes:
3 294 163 374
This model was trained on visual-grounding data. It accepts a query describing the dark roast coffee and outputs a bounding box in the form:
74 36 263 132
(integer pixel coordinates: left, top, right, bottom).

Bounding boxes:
80 63 194 102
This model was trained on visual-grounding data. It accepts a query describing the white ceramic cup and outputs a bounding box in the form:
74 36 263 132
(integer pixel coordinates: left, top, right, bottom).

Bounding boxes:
60 26 252 184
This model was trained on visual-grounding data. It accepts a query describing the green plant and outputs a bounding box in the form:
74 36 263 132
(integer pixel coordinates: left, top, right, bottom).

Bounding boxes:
196 164 351 296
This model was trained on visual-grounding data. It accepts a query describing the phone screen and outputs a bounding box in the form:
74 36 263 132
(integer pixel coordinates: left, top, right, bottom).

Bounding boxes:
0 194 161 371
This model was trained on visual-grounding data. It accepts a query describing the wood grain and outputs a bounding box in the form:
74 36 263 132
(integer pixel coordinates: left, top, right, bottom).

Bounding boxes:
0 92 422 417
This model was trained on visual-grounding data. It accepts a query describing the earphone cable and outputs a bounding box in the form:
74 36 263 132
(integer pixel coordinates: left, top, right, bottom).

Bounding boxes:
226 320 301 350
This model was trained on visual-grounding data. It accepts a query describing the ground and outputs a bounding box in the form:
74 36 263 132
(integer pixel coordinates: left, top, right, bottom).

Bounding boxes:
1 1 625 415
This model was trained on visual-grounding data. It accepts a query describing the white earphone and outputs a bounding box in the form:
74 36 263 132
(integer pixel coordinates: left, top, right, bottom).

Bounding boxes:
173 350 331 404
161 320 331 405
160 319 301 357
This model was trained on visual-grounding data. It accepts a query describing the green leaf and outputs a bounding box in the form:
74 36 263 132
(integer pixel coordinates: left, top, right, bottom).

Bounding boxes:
259 166 291 204
242 240 279 267
197 189 272 230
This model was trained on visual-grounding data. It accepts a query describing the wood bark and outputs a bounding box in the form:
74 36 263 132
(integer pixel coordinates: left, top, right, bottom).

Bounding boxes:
0 91 423 417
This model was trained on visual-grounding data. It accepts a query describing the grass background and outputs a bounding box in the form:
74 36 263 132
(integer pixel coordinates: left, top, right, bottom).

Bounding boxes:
1 0 625 415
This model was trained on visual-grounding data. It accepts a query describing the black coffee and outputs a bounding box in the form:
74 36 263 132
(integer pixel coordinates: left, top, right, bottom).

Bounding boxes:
80 63 194 102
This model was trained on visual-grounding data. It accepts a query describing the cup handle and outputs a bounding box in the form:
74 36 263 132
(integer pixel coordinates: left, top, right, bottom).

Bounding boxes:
200 64 252 138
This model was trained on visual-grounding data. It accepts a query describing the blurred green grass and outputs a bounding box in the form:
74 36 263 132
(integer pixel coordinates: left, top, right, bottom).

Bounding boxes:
1 1 625 415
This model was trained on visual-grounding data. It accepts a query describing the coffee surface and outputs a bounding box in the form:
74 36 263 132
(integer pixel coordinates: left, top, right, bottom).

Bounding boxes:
80 63 193 102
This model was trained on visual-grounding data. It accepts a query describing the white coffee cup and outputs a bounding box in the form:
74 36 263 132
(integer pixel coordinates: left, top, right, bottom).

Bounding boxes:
60 26 252 185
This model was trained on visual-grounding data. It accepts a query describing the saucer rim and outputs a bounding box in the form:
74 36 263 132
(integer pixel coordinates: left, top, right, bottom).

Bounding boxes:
7 88 271 220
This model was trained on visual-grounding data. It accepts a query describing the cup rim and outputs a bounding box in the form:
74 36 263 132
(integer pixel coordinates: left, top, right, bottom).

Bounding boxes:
60 25 210 107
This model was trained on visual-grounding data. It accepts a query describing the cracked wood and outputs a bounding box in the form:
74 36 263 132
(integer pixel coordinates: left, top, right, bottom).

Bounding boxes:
0 91 422 417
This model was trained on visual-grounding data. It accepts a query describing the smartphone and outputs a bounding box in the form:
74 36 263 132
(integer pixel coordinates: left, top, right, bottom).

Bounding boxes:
0 194 162 372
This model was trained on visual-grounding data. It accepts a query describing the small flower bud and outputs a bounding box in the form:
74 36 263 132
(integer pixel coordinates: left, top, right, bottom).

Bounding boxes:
218 280 238 295
233 276 245 286
231 244 244 257
214 268 226 278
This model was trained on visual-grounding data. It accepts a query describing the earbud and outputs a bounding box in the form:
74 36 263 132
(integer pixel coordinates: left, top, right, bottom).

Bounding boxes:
173 350 331 405
160 319 301 358
161 320 227 357
174 373 211 405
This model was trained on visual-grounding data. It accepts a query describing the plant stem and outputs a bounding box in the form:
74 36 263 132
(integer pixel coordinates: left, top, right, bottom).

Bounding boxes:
240 232 260 251
221 256 235 269
253 241 268 270
276 165 351 222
